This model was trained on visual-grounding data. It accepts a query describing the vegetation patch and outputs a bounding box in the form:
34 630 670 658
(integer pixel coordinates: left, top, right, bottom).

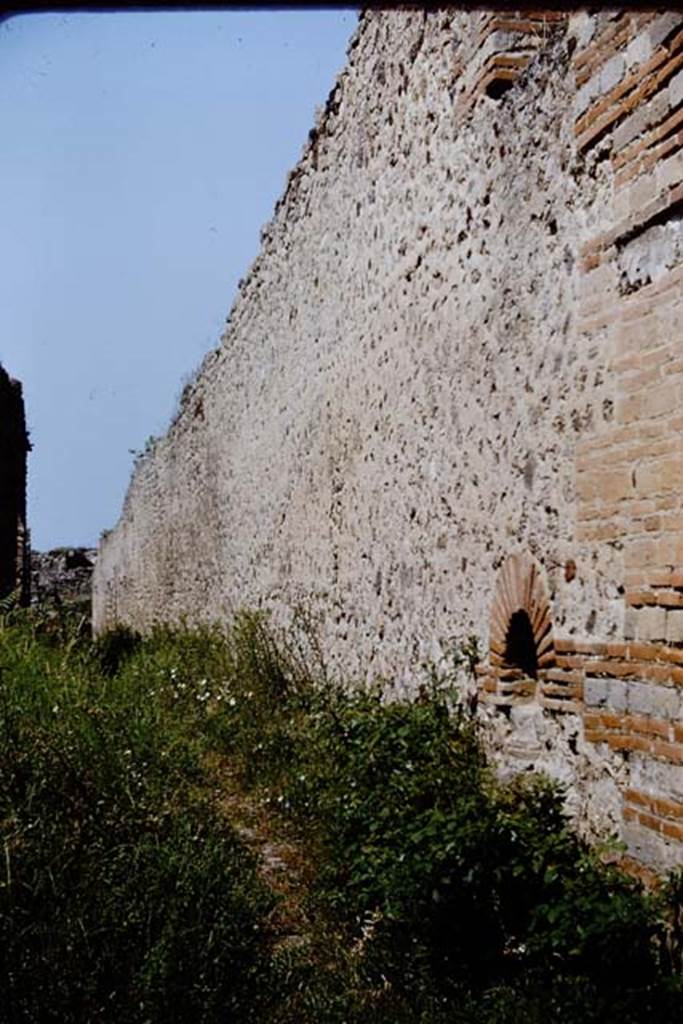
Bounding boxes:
0 608 681 1022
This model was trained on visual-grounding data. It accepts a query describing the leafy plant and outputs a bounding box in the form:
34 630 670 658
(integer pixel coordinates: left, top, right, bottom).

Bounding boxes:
0 615 272 1024
0 611 680 1023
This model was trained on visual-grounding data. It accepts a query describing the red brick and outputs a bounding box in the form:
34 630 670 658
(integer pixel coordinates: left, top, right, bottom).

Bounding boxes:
556 654 589 670
601 712 624 730
652 795 683 820
555 638 607 656
652 740 683 763
627 714 670 738
626 537 658 569
636 455 683 496
608 734 652 753
661 820 683 841
625 788 649 806
638 811 663 833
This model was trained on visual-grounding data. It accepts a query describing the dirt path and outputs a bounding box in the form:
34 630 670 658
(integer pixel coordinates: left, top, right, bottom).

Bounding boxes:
207 754 316 953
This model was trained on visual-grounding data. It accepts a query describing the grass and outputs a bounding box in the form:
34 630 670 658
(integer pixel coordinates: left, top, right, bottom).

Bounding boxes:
0 605 681 1023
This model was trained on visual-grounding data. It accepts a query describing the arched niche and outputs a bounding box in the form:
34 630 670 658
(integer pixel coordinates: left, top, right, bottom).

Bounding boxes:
489 552 554 699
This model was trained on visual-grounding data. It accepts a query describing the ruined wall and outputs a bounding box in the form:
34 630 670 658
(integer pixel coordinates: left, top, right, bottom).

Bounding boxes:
0 365 30 605
31 548 96 611
94 10 683 874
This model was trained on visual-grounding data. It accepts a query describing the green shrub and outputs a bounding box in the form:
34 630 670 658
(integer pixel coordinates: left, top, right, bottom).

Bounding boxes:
0 618 273 1024
0 612 681 1023
91 622 142 676
207 629 682 1022
297 690 680 1020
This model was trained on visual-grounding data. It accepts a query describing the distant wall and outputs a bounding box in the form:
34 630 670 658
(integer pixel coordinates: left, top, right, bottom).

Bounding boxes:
0 365 30 605
94 10 683 875
31 548 96 610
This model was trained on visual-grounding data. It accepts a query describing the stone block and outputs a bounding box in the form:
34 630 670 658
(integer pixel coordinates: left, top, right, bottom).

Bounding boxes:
657 149 683 192
599 53 625 95
574 78 598 119
584 676 609 707
669 68 683 110
637 606 667 641
648 12 682 51
622 822 665 869
628 680 679 719
666 609 683 644
569 12 595 48
625 31 653 71
606 678 628 712
613 105 648 153
624 606 638 640
631 761 682 805
649 686 681 721
643 454 683 493
639 383 682 423
628 680 656 717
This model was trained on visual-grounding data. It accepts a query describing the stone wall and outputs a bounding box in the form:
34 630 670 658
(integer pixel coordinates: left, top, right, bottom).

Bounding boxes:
31 548 96 611
0 364 30 605
93 10 683 875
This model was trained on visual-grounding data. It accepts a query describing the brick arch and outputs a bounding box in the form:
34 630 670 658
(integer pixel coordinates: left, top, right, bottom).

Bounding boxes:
488 552 555 702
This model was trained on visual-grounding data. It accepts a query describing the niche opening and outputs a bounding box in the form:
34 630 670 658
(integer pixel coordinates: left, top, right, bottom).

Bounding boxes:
504 609 538 679
485 76 514 101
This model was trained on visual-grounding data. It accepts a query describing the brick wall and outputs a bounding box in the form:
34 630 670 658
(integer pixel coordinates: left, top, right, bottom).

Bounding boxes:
479 11 682 876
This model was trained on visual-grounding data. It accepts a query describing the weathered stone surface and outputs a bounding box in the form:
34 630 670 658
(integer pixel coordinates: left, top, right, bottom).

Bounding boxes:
96 14 617 660
93 10 683 874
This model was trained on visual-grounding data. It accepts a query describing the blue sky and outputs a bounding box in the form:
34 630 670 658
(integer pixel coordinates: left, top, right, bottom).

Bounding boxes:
0 9 357 550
